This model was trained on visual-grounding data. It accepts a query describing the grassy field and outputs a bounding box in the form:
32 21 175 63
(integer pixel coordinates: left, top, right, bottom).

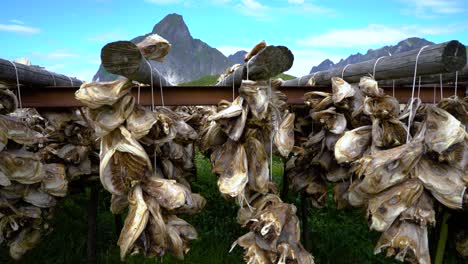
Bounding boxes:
179 73 297 86
0 153 461 263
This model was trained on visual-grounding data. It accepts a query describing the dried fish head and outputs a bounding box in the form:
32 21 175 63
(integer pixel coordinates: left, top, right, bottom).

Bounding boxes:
170 193 206 215
118 184 149 260
371 118 407 148
208 96 243 121
217 102 248 141
100 126 152 196
274 113 295 157
331 77 355 104
375 221 430 264
40 163 68 197
335 125 372 164
136 33 171 62
437 95 468 127
304 92 333 112
126 105 157 139
234 232 271 264
9 228 41 260
210 139 238 174
0 149 44 184
244 40 267 62
425 106 466 154
399 191 435 226
217 144 248 198
353 141 423 194
359 76 383 97
363 95 399 119
240 80 270 120
85 95 135 137
310 107 346 134
0 114 47 145
143 177 188 210
0 88 18 114
75 79 132 109
415 157 466 209
245 136 269 194
23 188 57 208
199 121 227 151
111 194 129 214
252 203 294 241
367 179 423 232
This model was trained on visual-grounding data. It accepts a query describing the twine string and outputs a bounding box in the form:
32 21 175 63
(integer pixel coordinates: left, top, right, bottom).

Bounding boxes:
8 61 22 110
341 64 351 79
406 45 429 143
439 74 443 100
372 56 387 78
454 71 458 96
144 59 155 111
392 80 395 97
417 76 421 99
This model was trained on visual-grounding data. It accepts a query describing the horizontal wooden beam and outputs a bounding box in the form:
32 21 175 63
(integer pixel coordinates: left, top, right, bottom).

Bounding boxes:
17 84 466 108
0 58 83 87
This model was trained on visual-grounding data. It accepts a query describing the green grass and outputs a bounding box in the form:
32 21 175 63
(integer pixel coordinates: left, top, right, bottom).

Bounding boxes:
179 75 219 86
179 72 297 86
0 154 461 263
275 73 296 80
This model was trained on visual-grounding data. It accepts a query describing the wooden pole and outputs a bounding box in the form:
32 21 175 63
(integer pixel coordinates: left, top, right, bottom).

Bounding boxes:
100 41 173 86
0 58 83 87
215 45 294 86
300 192 312 252
87 185 99 264
283 40 467 87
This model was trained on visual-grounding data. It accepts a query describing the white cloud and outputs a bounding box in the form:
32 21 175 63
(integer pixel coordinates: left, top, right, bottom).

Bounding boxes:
288 0 304 4
236 0 269 18
0 24 40 34
297 24 456 48
211 0 231 3
285 49 344 77
9 19 24 25
400 0 464 17
31 50 80 59
144 0 183 4
45 64 66 72
87 31 129 43
216 46 248 56
67 69 97 82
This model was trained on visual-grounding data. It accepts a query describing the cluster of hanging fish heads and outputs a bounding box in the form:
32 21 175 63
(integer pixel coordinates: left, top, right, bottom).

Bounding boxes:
199 40 314 264
0 81 97 259
286 75 467 264
75 34 206 260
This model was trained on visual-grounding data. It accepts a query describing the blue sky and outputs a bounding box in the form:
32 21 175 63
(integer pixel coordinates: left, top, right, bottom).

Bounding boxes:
1 0 467 81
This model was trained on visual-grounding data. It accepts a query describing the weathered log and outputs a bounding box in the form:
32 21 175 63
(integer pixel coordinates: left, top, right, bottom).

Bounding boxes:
378 47 468 86
101 41 173 86
0 58 83 87
215 45 294 86
283 40 466 87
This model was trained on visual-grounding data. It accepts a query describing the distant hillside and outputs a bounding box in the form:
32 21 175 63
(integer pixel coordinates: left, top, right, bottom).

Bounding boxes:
310 37 435 73
228 50 247 64
93 13 231 84
179 75 219 86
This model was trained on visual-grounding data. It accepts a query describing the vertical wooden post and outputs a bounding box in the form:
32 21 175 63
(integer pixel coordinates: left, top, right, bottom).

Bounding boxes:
87 185 98 264
114 215 123 241
434 211 450 264
300 192 312 251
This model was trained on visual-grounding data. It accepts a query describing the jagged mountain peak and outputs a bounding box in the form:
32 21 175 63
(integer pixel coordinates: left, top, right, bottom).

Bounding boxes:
310 37 435 74
228 50 247 64
93 13 231 84
152 13 191 42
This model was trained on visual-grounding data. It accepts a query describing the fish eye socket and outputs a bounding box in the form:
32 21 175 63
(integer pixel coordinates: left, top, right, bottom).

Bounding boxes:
386 160 400 171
